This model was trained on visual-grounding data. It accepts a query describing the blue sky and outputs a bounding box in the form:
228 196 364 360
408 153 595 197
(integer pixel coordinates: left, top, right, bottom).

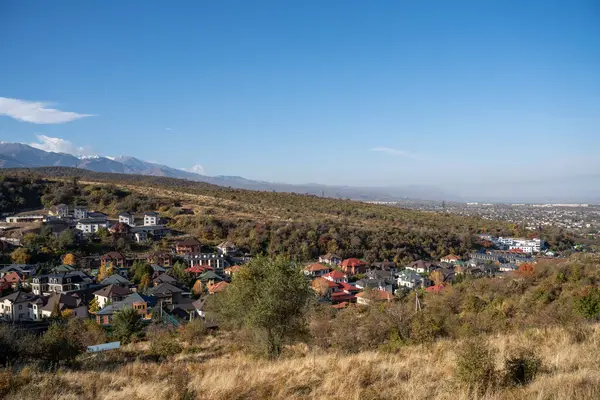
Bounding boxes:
1 0 599 187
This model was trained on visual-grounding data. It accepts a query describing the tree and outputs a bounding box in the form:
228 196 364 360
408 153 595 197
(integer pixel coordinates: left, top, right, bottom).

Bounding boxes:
518 263 535 278
11 247 31 264
62 253 76 266
58 229 76 250
139 274 151 293
112 307 144 343
192 280 204 297
0 325 27 366
576 287 600 320
170 261 187 281
216 255 313 358
131 260 153 284
38 322 84 368
98 262 114 282
88 297 100 313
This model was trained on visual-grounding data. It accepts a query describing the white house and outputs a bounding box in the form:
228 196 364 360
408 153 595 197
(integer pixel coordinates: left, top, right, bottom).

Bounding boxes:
217 241 238 255
119 212 136 227
93 284 132 308
76 218 109 233
397 269 423 289
144 212 159 226
0 291 38 321
405 260 434 274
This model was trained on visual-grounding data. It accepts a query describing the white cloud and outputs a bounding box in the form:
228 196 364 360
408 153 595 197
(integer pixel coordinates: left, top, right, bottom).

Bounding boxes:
370 147 416 158
29 135 93 156
181 164 205 175
0 97 94 124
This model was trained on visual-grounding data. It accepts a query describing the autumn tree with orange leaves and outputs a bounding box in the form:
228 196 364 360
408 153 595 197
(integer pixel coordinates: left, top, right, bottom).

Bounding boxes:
518 263 535 277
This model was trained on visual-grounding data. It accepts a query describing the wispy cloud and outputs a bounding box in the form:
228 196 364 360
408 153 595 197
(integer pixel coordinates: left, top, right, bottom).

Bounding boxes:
29 135 93 156
370 147 416 158
0 97 94 124
181 164 205 175
165 128 172 131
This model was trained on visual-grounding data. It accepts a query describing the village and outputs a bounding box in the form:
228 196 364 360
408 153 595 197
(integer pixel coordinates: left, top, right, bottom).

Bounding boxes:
0 202 554 326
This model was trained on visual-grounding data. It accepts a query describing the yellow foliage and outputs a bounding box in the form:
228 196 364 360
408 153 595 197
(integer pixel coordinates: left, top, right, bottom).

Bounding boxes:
62 253 76 266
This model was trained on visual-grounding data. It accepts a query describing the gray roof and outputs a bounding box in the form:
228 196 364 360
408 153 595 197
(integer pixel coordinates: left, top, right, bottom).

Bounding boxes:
149 282 183 296
96 292 146 315
397 269 422 281
94 284 132 298
151 264 166 273
152 273 177 284
0 264 37 274
40 293 82 312
0 291 37 304
101 274 131 286
355 278 388 289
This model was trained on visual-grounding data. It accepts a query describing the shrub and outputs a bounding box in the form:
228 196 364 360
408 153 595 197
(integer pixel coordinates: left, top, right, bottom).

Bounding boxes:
503 348 542 386
180 319 206 345
38 322 84 369
575 287 600 320
0 325 27 366
455 338 497 393
148 331 183 360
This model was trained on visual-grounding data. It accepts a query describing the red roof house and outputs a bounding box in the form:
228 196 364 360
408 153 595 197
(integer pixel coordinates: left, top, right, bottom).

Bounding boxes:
304 263 331 277
340 258 368 275
322 270 348 283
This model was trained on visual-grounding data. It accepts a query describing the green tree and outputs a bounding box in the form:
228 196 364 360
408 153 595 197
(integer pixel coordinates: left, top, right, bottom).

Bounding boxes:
216 255 313 358
38 322 84 368
58 229 76 249
131 260 153 284
0 325 27 366
112 307 144 343
170 261 187 281
576 287 600 320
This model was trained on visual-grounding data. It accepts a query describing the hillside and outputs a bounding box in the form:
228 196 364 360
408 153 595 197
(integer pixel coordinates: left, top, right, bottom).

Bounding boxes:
2 324 599 400
0 167 515 262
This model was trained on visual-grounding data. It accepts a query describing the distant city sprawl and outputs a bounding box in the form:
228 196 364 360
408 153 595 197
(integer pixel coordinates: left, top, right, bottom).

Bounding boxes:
374 201 600 236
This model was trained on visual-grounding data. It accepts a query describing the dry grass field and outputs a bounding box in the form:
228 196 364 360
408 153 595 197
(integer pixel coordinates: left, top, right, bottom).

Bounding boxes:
4 324 600 400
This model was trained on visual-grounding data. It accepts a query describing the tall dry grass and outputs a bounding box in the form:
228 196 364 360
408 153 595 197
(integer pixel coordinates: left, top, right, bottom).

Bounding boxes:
4 325 600 400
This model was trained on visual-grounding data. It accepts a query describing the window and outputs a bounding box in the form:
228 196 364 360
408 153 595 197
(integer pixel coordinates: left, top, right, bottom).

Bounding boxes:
18 305 22 310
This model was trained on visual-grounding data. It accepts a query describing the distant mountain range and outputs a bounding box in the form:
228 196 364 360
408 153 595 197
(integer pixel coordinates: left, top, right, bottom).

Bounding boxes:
1 142 599 203
0 142 453 201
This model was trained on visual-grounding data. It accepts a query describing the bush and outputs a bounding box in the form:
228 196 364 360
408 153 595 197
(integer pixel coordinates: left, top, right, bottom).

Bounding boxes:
180 319 206 345
148 331 183 360
576 287 600 320
503 348 542 386
38 322 84 369
455 338 497 393
0 326 27 366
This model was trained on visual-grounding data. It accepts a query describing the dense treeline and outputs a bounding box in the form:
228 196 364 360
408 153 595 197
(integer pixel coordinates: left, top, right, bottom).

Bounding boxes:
0 175 45 213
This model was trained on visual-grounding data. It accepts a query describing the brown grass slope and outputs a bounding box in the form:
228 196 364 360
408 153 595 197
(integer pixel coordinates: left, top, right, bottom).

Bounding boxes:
4 325 600 400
